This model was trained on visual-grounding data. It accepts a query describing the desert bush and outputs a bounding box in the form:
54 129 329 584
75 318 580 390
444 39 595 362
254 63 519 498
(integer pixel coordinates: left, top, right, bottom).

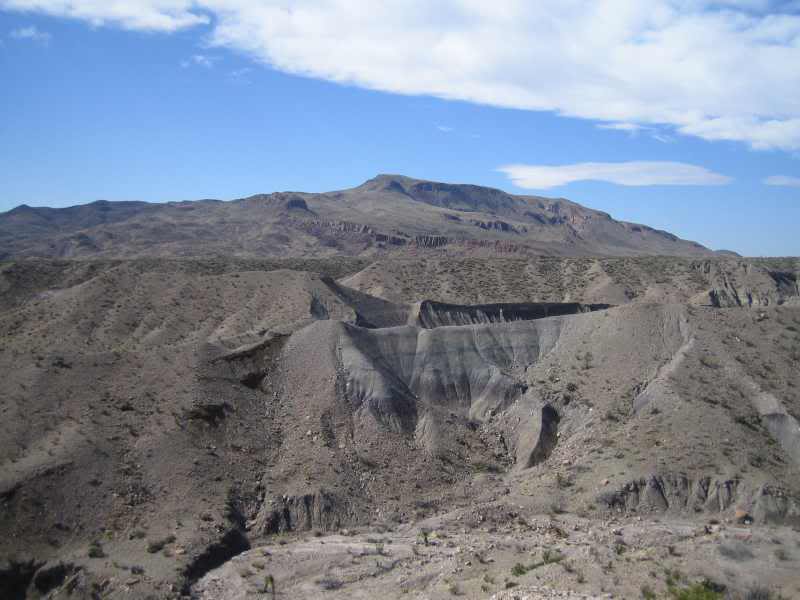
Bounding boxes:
316 577 343 590
641 585 657 599
668 582 723 599
744 586 785 600
146 534 176 554
774 547 789 561
88 541 105 558
542 548 564 564
511 563 528 577
718 542 754 561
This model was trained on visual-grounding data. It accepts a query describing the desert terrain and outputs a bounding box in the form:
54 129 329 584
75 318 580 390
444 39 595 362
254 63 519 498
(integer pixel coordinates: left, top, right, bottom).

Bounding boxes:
1 180 799 600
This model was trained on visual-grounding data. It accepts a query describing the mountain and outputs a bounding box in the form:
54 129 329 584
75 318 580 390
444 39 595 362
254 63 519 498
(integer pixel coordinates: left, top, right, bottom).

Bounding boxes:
0 175 717 259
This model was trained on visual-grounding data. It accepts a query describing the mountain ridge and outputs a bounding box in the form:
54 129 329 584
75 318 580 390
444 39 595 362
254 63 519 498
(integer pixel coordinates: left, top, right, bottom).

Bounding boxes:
0 175 722 259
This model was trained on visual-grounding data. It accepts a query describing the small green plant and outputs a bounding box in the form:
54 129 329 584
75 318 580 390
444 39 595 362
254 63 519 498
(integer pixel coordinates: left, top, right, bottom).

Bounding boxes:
264 574 276 599
511 563 528 577
542 548 564 564
146 534 176 554
316 577 343 591
744 586 785 599
641 585 657 600
664 568 685 588
668 581 724 600
88 541 105 558
418 529 430 546
699 356 721 369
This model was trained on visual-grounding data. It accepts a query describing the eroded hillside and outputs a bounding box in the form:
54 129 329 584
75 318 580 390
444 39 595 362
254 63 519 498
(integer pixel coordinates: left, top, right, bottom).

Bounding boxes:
1 258 799 599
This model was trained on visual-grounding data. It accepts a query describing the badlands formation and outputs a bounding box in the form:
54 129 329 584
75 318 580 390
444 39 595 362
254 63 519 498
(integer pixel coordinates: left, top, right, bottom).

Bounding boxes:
0 178 799 599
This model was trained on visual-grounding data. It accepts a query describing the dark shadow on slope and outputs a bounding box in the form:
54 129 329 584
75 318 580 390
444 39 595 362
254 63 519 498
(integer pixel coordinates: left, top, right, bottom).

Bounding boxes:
415 301 611 329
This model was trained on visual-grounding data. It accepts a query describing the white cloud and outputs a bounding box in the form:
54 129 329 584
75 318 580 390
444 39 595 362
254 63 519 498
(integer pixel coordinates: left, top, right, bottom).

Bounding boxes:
597 123 645 133
764 175 800 187
498 161 732 189
597 122 675 143
1 1 206 31
3 1 800 150
9 24 50 44
436 125 454 133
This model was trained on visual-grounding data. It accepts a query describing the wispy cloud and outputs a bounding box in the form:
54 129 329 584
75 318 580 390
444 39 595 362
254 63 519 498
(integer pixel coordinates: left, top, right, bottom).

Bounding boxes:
764 175 800 187
597 122 674 144
229 67 252 84
597 123 644 133
9 25 50 45
3 2 800 150
181 54 217 69
436 125 454 133
498 161 732 189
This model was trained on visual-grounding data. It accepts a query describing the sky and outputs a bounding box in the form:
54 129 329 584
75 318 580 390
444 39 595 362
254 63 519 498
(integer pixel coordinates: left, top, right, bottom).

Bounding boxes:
1 2 800 256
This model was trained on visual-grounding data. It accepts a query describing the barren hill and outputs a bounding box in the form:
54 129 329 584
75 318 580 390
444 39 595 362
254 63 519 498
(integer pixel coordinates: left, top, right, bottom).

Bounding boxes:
1 256 800 599
0 175 718 260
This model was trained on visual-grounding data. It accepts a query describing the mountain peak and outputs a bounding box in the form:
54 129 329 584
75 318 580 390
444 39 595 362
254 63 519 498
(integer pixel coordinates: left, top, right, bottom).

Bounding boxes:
0 175 719 258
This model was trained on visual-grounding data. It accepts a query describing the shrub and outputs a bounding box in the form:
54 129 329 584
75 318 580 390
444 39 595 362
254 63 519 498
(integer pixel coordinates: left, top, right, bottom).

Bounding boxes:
88 541 105 558
744 586 784 600
718 542 755 561
542 549 564 564
773 548 789 561
146 534 176 554
511 563 528 577
316 578 343 591
668 582 724 600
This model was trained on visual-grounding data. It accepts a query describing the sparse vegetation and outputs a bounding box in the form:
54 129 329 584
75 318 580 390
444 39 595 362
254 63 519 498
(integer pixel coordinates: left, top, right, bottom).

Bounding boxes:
511 563 528 577
88 541 105 558
718 542 755 561
316 577 343 591
667 580 724 600
3 254 800 598
146 534 176 554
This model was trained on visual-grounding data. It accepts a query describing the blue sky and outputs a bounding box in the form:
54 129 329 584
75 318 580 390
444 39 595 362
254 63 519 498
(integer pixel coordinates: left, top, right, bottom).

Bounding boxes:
1 2 800 256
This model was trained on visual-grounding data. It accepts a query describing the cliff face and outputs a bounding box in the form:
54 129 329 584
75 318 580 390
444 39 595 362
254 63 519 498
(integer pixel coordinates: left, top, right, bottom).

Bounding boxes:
411 300 610 329
703 261 800 307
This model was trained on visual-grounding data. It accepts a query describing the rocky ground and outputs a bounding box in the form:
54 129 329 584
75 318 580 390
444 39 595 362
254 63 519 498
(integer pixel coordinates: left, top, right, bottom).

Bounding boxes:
193 508 799 599
1 257 799 599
